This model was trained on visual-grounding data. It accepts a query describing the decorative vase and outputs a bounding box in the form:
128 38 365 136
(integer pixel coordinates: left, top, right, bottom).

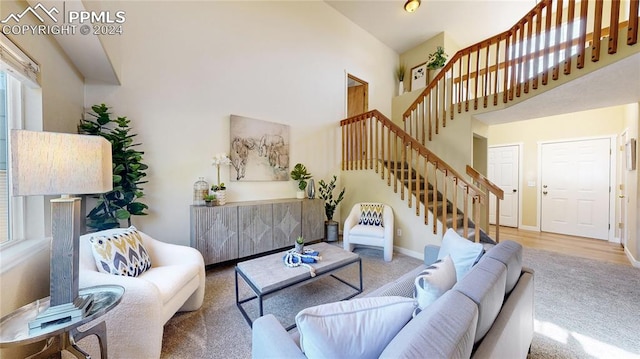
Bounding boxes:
398 81 404 96
193 177 208 206
307 179 316 199
215 190 226 205
295 242 304 253
296 190 305 199
325 220 339 242
205 201 214 207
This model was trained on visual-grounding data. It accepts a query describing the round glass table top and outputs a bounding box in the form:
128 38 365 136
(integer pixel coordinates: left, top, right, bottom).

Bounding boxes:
0 285 124 347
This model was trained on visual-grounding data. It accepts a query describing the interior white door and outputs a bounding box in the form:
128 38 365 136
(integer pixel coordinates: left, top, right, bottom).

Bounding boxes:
540 138 611 240
488 145 519 227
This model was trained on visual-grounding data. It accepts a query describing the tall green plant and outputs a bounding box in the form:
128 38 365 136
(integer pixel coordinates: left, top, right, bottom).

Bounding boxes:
78 104 149 231
318 175 345 221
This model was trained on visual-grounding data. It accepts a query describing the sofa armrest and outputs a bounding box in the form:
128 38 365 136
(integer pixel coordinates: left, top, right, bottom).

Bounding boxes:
139 232 204 268
424 245 440 266
252 314 306 359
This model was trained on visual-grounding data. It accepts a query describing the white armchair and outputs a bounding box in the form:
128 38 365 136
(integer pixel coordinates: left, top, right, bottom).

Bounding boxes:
343 203 394 262
73 228 206 359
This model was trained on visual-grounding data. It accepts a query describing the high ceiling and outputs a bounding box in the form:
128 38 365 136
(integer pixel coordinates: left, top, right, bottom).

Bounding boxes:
325 0 538 54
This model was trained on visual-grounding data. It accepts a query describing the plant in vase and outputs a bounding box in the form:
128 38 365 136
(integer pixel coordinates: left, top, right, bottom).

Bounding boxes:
295 235 305 253
318 175 345 242
426 46 448 82
396 63 406 95
203 194 216 207
212 153 231 205
290 163 312 199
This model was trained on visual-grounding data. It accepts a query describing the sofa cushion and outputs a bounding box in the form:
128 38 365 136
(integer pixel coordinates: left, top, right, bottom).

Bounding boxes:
414 255 456 315
295 296 415 359
484 240 523 294
453 256 507 343
138 263 201 306
379 290 478 359
438 228 484 281
358 203 384 227
349 224 384 238
88 226 152 277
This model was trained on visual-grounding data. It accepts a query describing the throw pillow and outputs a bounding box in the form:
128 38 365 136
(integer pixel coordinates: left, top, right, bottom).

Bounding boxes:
89 226 152 277
358 203 384 227
296 296 416 359
413 255 456 316
438 228 484 281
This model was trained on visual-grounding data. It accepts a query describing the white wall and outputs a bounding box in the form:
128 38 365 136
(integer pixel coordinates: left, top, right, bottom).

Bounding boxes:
85 1 398 245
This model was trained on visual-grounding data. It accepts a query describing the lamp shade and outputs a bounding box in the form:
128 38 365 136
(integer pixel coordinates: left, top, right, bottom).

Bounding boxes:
11 130 113 196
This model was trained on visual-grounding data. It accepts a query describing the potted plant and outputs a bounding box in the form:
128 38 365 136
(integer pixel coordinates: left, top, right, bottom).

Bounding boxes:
295 235 305 253
78 104 149 231
426 46 448 82
212 153 231 205
318 175 345 242
290 163 312 199
396 63 406 95
203 194 216 207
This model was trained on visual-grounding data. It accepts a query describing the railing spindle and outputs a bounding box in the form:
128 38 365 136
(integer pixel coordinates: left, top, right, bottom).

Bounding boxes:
592 0 604 62
576 0 589 69
628 0 639 45
609 0 621 54
564 0 576 75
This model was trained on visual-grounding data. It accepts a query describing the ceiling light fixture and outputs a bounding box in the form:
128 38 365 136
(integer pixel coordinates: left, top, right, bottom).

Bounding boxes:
404 0 421 13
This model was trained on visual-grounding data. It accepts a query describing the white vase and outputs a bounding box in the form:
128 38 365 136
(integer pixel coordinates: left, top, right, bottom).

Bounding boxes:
398 81 404 96
215 190 226 205
296 190 305 199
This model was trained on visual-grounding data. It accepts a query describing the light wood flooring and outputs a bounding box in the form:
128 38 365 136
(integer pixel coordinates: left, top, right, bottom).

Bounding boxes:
490 225 631 266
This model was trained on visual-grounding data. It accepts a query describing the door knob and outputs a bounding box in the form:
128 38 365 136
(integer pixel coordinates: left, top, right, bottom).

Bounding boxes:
619 195 625 198
543 185 548 188
512 189 517 193
543 191 548 195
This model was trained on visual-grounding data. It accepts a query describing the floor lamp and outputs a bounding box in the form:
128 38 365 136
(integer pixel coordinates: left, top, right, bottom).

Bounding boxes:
10 130 112 333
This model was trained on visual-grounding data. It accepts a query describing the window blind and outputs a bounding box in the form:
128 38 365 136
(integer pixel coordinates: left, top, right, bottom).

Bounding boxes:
0 34 39 88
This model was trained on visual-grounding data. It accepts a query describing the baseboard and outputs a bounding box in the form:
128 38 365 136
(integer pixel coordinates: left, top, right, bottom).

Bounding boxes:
518 225 539 232
624 246 640 268
394 246 422 260
610 237 621 244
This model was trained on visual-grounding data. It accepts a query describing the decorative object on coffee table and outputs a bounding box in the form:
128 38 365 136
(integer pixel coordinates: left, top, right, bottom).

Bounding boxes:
290 163 312 199
318 175 345 242
295 236 305 253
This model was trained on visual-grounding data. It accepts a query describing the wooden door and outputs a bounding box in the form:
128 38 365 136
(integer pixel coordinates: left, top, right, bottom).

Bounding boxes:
347 74 368 118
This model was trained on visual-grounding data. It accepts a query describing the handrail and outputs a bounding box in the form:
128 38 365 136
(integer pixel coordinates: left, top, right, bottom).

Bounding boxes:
402 0 639 143
341 110 487 242
466 165 504 242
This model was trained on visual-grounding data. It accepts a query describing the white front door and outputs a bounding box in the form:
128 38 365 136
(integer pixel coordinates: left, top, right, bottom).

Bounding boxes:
540 138 611 240
488 145 519 227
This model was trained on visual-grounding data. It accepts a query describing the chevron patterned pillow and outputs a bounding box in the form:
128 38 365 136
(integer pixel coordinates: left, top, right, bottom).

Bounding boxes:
358 203 384 227
89 226 152 277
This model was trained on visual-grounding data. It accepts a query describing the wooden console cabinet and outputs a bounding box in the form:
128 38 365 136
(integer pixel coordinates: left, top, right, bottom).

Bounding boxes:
190 198 325 265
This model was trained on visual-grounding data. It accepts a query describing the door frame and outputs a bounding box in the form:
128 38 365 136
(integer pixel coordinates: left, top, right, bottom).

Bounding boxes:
536 135 617 241
488 143 523 229
345 72 368 118
617 129 629 247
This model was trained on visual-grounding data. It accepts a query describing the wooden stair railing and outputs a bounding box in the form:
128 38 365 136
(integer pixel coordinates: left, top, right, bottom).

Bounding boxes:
466 165 505 243
341 110 487 242
403 0 640 145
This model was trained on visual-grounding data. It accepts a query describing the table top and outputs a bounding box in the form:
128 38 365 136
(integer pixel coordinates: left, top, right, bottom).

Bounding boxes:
236 242 360 293
0 285 124 347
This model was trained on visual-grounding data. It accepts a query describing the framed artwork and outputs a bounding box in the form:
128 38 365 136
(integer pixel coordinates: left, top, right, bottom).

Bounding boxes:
626 138 637 171
410 62 427 91
230 115 290 181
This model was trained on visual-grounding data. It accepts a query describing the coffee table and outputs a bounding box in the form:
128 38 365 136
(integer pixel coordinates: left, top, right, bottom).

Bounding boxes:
235 242 362 330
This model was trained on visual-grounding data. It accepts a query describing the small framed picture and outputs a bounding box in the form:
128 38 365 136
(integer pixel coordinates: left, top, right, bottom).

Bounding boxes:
410 62 427 92
626 138 637 171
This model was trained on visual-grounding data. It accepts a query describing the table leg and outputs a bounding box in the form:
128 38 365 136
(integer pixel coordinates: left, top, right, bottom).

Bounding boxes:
70 320 108 359
26 336 62 359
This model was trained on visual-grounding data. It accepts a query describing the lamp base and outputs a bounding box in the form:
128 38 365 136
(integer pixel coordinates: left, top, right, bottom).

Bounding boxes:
28 294 94 333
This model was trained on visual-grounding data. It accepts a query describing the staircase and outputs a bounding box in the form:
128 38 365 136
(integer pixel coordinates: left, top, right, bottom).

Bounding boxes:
341 0 639 243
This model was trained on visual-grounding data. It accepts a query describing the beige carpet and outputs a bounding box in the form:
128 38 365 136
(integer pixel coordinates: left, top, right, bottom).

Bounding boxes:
160 244 640 359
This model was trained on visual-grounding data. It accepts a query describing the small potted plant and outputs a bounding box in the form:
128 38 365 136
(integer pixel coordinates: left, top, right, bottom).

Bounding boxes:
295 236 305 253
396 63 406 95
203 194 216 207
290 163 312 199
212 153 231 205
318 175 345 242
426 46 448 82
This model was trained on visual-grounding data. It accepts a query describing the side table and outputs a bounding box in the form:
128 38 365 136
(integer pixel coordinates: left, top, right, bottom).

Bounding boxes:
0 285 124 359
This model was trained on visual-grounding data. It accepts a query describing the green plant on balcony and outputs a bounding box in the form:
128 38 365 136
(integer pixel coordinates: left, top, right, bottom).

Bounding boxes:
426 46 448 70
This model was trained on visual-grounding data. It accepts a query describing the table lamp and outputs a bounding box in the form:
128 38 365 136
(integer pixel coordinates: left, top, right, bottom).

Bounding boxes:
10 130 112 333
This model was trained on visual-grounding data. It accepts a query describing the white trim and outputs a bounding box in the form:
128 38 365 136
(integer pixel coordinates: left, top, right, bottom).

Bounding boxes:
519 225 539 232
0 34 39 88
0 237 49 274
394 245 423 260
624 245 640 268
6 73 25 241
